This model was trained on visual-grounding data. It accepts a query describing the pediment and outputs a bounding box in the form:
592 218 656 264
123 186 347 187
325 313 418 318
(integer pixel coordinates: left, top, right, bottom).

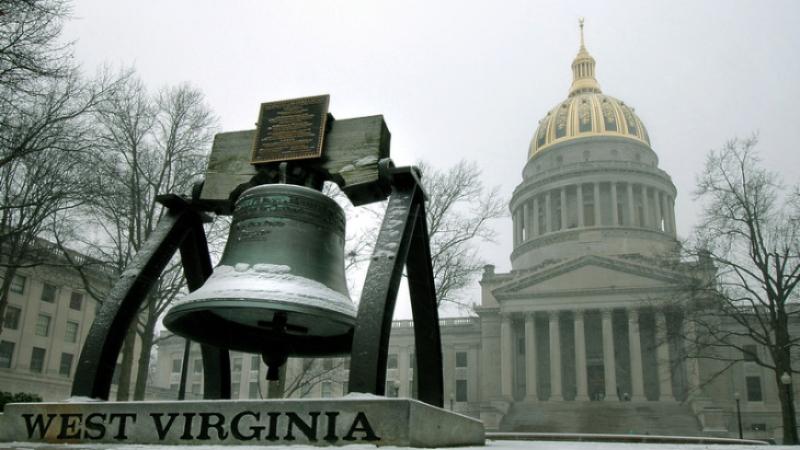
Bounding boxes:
493 255 686 298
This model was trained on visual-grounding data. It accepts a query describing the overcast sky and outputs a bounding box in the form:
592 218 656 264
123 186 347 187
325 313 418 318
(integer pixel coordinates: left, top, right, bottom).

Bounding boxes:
63 0 800 315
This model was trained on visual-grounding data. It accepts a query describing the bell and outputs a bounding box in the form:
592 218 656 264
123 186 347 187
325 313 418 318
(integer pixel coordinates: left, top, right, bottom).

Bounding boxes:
164 184 356 374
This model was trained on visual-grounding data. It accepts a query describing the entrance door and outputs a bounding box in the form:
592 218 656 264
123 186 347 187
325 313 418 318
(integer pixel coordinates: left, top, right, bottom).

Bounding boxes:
587 363 605 401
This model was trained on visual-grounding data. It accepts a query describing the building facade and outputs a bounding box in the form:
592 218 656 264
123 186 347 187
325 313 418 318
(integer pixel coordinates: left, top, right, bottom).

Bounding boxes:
388 26 793 441
0 244 104 401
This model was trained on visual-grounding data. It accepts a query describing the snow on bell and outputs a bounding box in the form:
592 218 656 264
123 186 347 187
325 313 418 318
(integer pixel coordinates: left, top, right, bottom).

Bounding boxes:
163 184 356 377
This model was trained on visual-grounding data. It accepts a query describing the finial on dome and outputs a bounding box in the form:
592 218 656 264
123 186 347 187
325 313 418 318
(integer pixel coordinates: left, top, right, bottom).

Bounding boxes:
569 18 601 96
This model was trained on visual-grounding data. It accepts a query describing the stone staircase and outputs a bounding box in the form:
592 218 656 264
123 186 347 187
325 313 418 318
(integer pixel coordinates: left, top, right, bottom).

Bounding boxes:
499 401 705 436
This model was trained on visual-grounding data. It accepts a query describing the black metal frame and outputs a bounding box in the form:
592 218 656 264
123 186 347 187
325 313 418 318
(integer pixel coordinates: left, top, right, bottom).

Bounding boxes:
71 167 443 408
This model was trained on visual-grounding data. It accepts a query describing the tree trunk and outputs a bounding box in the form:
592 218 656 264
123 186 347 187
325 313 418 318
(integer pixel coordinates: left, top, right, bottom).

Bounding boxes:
133 325 155 400
116 326 136 400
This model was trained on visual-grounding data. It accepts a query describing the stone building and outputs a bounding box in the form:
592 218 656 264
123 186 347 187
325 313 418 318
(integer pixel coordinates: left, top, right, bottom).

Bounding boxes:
0 242 106 401
382 25 791 441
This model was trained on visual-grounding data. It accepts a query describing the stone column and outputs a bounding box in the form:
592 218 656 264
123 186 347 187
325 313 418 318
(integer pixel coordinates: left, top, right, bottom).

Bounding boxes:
522 202 530 242
684 318 701 397
533 197 540 237
512 211 519 246
642 186 651 229
593 183 601 226
549 311 563 401
576 184 584 227
668 196 677 236
574 310 589 401
627 183 636 227
654 190 663 232
655 310 674 401
501 314 513 399
545 191 552 233
525 313 537 401
560 188 567 231
601 309 618 401
611 182 619 226
628 309 646 401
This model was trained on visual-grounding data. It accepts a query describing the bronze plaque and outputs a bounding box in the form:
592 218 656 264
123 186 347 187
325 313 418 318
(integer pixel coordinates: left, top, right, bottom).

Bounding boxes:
250 95 330 164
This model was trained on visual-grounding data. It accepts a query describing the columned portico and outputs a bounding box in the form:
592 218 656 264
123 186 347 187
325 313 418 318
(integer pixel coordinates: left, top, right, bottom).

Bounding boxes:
628 308 646 401
524 313 537 401
501 314 513 399
655 310 674 401
549 311 563 401
601 309 618 401
574 310 589 401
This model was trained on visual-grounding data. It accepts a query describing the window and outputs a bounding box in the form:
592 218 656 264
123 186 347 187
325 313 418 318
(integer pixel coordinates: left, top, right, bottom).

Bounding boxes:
171 358 182 374
59 353 73 376
321 381 332 398
746 376 763 402
3 305 21 330
385 380 399 397
231 383 240 399
743 344 758 362
232 357 242 373
35 314 51 337
65 321 79 343
69 292 83 311
41 283 57 303
250 355 260 371
248 381 260 398
0 341 14 368
387 354 398 369
456 351 468 368
409 352 415 369
456 379 468 402
10 274 25 294
193 359 203 374
30 347 46 373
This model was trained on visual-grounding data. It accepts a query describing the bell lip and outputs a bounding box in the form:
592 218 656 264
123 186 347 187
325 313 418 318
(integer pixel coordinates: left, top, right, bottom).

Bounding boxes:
162 297 357 355
164 297 357 326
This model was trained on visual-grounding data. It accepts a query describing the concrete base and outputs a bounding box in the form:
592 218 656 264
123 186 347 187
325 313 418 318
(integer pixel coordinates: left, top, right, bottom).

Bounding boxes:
0 397 484 447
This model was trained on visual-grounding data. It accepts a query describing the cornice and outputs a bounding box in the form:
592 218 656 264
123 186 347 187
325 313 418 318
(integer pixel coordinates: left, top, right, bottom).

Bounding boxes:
510 226 677 260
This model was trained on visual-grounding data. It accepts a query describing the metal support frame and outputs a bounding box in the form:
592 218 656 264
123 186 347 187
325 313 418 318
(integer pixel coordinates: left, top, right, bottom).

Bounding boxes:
71 166 442 408
71 196 229 400
348 167 444 407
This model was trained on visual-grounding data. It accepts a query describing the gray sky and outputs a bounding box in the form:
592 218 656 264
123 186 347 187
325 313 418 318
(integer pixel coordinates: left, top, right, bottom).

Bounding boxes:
63 0 800 315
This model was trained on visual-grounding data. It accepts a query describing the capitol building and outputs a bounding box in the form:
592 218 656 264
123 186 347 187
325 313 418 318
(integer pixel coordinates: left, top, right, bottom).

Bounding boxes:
384 25 785 440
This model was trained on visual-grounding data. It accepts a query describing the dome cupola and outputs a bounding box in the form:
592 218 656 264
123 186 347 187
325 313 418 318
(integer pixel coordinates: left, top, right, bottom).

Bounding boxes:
529 20 650 159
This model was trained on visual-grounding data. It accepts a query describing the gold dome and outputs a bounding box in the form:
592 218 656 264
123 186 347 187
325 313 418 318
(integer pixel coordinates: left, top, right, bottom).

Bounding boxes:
529 20 650 159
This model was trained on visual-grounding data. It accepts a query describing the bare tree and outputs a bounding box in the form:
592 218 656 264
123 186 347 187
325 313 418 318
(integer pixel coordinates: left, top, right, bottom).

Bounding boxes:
267 357 348 399
0 0 125 332
680 136 800 444
74 76 217 399
0 0 72 91
358 160 505 308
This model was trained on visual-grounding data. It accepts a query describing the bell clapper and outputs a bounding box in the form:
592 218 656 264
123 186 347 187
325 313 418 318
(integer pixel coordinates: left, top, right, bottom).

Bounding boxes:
263 348 289 382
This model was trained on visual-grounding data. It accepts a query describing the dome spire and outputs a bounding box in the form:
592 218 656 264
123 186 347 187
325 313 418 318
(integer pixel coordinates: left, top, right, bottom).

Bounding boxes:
569 18 601 97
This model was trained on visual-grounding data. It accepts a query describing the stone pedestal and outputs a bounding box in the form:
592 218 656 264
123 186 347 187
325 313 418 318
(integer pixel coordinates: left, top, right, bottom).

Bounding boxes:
0 397 485 448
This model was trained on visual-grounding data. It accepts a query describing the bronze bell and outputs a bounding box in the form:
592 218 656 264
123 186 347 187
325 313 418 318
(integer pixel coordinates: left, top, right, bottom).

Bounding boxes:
163 184 356 377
